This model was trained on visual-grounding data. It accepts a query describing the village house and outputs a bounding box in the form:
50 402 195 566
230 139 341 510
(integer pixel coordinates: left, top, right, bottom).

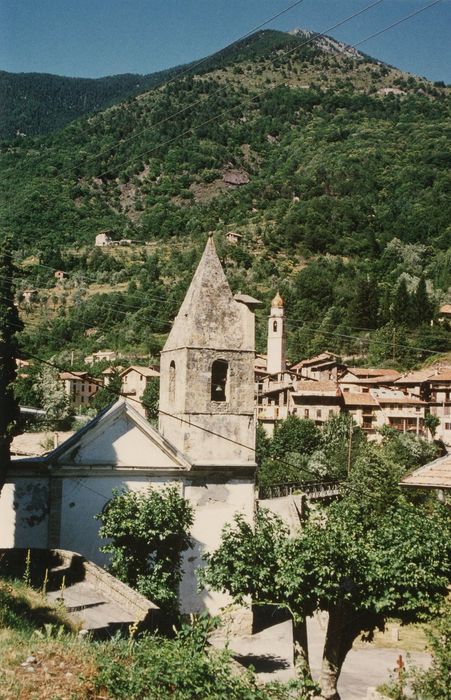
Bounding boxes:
438 303 451 324
95 230 114 247
289 380 342 426
370 387 426 436
339 367 400 393
120 365 160 416
59 371 99 408
54 270 66 281
422 370 451 445
225 231 243 244
290 352 345 382
1 235 257 630
84 349 118 365
342 391 380 435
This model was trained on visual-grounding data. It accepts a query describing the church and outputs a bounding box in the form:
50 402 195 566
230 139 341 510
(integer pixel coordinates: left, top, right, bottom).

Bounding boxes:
0 234 259 625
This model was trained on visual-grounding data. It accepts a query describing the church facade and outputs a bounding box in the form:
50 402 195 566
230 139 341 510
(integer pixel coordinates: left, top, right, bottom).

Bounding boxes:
0 236 257 625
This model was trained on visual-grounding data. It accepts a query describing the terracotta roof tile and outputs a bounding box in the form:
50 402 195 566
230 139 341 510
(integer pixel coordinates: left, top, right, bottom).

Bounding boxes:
401 453 451 489
342 392 378 406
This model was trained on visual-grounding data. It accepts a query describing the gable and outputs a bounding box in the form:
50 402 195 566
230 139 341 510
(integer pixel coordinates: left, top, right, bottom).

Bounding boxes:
52 400 190 471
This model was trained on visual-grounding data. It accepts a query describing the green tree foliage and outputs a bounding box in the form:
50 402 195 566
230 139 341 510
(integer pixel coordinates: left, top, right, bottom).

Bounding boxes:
32 364 72 429
257 416 321 490
141 377 159 425
1 31 450 366
96 486 194 620
204 448 451 699
91 370 121 412
0 236 22 491
95 615 316 699
380 601 451 700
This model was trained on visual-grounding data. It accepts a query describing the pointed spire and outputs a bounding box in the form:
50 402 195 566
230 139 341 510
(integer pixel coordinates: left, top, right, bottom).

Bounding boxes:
163 235 249 351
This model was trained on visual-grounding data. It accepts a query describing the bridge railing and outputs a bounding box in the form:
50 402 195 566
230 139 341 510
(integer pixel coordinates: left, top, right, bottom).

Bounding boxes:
259 480 342 501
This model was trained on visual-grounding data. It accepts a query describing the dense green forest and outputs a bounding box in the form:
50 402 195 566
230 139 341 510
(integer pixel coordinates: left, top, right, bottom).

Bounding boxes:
0 67 189 139
0 30 450 373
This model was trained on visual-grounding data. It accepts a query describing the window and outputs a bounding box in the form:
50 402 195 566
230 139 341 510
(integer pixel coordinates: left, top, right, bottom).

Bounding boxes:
273 320 278 332
169 361 176 403
211 359 229 402
329 409 334 417
316 409 322 418
304 409 309 419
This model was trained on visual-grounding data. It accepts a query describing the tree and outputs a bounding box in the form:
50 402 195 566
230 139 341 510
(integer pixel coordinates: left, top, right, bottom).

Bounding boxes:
380 600 451 700
412 276 432 325
0 236 22 492
141 377 159 425
33 364 72 429
424 412 441 439
96 486 194 621
203 447 451 699
91 369 121 411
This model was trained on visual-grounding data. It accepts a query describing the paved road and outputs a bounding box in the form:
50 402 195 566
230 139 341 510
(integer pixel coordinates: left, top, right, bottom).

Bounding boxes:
308 614 430 699
217 614 431 699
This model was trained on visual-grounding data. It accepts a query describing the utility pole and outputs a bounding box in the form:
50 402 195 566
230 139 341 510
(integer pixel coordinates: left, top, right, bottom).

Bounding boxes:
347 419 354 476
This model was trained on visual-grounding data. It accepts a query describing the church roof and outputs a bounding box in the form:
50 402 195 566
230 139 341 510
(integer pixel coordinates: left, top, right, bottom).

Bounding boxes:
162 235 251 352
13 399 191 472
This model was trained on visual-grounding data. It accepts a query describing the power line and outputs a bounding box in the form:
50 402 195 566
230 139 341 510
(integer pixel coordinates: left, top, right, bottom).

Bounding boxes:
353 0 442 49
80 0 310 168
92 0 387 182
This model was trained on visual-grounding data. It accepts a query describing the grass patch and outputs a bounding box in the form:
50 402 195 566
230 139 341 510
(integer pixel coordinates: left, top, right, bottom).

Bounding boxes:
0 579 314 700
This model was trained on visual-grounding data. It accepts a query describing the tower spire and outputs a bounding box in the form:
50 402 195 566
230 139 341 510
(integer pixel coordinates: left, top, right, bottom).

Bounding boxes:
267 291 286 375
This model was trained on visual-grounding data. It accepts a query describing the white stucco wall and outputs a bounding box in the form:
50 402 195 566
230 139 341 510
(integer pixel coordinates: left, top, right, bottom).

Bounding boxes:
180 477 255 624
0 477 49 548
59 475 180 566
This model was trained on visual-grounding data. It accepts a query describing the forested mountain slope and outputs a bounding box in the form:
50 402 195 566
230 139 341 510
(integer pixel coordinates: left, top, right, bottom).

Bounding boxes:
0 67 190 139
1 30 450 369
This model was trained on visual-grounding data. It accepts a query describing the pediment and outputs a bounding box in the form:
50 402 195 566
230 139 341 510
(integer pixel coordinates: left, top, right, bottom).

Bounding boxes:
49 400 190 470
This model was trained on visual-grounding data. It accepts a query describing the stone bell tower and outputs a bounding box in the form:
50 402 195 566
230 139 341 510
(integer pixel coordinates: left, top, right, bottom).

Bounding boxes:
159 234 256 466
159 234 257 627
267 291 286 375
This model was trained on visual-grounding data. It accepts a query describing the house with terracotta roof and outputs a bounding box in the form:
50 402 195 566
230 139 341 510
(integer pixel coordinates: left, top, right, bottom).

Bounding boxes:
290 352 345 382
342 391 380 435
120 366 160 416
370 388 427 436
427 370 451 445
438 303 451 324
339 367 400 394
288 380 342 426
59 371 99 408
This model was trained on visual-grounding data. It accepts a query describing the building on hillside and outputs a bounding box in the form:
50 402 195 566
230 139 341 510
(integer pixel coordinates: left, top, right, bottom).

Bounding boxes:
342 391 380 436
339 367 400 393
54 270 65 281
427 370 451 445
95 230 114 247
290 352 345 382
84 350 117 365
438 303 451 324
59 371 99 408
2 235 257 631
225 231 243 244
256 386 290 435
370 388 426 436
120 366 160 416
288 380 342 426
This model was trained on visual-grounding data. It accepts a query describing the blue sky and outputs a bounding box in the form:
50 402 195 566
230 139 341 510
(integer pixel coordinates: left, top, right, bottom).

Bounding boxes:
0 0 449 82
